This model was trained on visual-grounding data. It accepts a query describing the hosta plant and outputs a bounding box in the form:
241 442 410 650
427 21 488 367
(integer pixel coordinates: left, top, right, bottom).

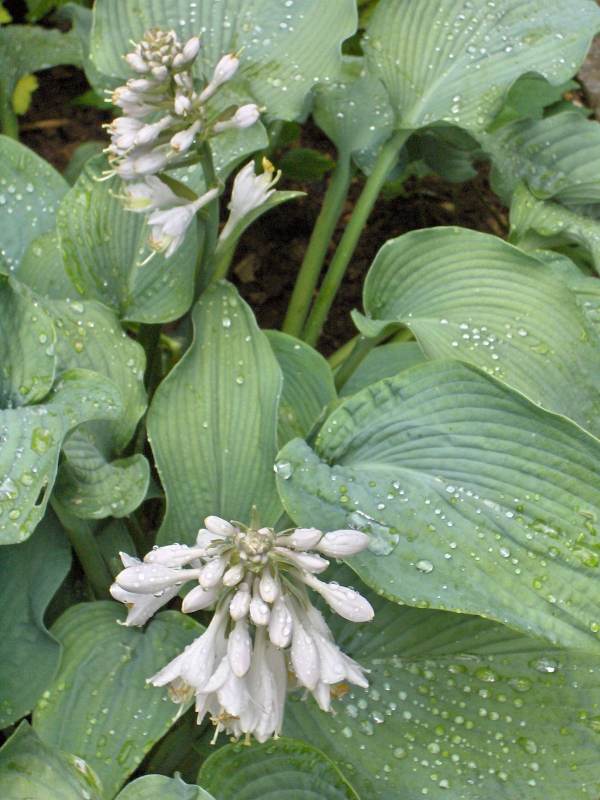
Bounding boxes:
2 1 600 798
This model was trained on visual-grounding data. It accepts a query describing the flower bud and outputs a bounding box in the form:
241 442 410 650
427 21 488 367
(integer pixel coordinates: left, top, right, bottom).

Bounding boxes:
316 529 370 558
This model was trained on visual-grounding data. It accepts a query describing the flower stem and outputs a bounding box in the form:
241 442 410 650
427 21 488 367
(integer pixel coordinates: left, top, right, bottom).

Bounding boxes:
328 335 359 370
52 500 113 598
301 130 411 347
333 335 379 392
282 153 353 338
197 141 220 293
212 235 237 282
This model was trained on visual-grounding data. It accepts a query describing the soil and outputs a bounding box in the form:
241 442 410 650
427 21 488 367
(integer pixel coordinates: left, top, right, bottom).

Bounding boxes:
19 65 508 355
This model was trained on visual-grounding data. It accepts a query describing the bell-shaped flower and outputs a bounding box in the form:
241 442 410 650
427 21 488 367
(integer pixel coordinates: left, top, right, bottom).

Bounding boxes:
219 158 281 241
147 187 219 258
199 53 240 102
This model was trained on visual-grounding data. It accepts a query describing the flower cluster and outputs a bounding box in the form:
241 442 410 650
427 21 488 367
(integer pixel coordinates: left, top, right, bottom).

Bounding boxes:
111 515 374 742
105 28 261 260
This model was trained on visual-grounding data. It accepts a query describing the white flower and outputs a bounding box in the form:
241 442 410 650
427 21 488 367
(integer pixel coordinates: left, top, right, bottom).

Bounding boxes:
213 103 260 134
147 187 219 258
170 119 203 153
316 529 370 558
111 516 373 743
219 158 281 241
121 176 181 213
199 53 240 102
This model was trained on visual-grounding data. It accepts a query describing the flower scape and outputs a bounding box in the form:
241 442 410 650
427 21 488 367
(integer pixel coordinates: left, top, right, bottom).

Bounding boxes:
111 516 374 742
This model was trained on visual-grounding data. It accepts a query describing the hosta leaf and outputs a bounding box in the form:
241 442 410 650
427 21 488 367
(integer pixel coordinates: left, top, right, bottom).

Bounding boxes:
313 57 395 167
266 330 336 446
510 183 600 273
48 297 147 449
90 0 357 122
285 590 600 800
58 158 200 324
116 775 215 800
0 722 103 800
277 360 600 653
353 227 600 437
0 276 56 407
483 111 600 205
339 341 425 397
17 230 77 299
149 281 282 544
198 738 359 800
41 297 148 520
0 369 121 544
364 0 600 132
54 431 150 519
488 74 578 129
0 511 70 727
33 603 202 799
0 136 68 274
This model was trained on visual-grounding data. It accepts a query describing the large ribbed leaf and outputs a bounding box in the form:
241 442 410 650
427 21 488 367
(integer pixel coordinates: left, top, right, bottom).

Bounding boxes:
48 298 146 449
285 589 600 800
58 158 200 324
339 341 425 397
313 57 394 168
44 297 149 520
266 330 336 447
0 369 121 544
33 603 202 799
54 431 149 519
198 738 359 800
353 227 600 437
483 111 600 205
17 230 77 299
0 136 68 273
0 512 70 727
90 0 357 122
364 0 600 131
0 276 56 407
0 722 102 800
116 776 215 800
276 360 600 653
148 281 282 545
510 183 600 273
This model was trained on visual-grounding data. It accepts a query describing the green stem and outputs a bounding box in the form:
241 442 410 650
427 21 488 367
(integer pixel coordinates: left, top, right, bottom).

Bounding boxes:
301 130 411 347
282 153 353 338
334 335 379 392
212 235 237 282
328 335 359 370
197 141 220 292
52 501 113 597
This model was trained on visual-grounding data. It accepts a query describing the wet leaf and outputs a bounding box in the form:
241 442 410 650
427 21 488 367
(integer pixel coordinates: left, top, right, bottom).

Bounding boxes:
58 157 200 324
277 360 600 653
0 511 70 727
0 136 68 273
285 588 600 800
199 738 360 799
33 602 202 799
0 369 122 544
364 0 600 131
0 722 103 800
149 282 282 544
266 330 336 446
352 227 600 436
